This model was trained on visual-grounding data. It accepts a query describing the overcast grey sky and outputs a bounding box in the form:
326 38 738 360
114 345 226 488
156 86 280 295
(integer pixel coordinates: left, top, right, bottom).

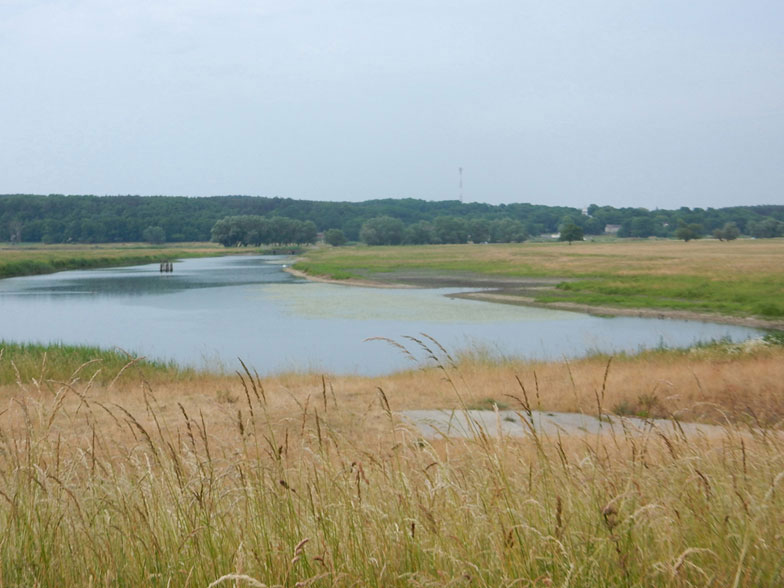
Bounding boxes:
1 0 782 208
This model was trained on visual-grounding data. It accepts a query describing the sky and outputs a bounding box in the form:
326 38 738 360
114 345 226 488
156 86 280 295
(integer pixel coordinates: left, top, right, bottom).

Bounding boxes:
1 0 783 209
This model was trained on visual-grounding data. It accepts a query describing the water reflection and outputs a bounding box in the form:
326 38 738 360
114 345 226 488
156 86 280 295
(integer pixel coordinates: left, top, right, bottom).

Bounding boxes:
0 255 763 375
0 255 300 298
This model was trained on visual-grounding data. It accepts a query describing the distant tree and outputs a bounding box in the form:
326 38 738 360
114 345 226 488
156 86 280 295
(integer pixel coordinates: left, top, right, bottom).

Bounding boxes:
210 215 316 246
713 221 740 241
359 216 405 245
324 228 347 246
4 194 784 246
341 217 363 242
748 218 784 238
8 220 22 244
489 218 528 243
211 218 236 246
269 216 296 244
624 216 656 238
582 216 606 235
468 218 491 243
675 221 704 242
559 220 583 244
404 221 436 245
142 225 166 244
434 216 469 244
295 220 318 244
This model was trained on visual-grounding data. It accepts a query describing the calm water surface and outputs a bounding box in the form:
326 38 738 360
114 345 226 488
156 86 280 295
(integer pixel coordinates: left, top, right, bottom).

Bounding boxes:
0 255 762 374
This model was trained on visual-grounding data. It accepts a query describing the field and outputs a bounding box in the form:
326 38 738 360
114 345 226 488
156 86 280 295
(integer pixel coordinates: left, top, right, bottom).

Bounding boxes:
1 338 784 585
1 240 784 585
0 242 231 279
294 239 784 324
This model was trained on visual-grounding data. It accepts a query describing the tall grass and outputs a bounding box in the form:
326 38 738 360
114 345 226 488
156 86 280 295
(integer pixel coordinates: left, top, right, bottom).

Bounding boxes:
1 348 782 586
0 341 192 385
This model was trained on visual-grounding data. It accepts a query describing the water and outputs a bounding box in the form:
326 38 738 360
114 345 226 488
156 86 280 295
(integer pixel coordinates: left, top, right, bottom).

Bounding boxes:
0 255 762 375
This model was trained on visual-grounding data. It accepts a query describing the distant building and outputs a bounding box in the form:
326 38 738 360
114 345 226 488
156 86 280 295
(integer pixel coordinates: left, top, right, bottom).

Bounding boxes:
604 224 621 234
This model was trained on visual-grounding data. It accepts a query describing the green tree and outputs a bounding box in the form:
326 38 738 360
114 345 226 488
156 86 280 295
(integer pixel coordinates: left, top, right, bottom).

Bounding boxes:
627 216 656 238
324 228 347 246
489 218 528 243
294 220 318 244
559 220 583 244
713 222 740 241
359 216 405 245
434 216 469 244
748 218 784 238
468 219 490 243
404 221 436 244
675 221 704 242
142 226 166 244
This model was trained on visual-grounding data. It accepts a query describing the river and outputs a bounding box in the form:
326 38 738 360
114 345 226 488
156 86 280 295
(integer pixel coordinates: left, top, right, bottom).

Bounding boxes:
0 255 762 375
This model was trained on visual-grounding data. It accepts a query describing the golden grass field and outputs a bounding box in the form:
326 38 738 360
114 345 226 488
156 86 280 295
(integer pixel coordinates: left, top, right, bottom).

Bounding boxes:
296 238 784 278
1 240 784 585
1 340 784 585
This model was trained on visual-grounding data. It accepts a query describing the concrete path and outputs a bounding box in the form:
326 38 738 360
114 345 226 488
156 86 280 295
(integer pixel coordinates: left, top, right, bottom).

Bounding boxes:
399 409 725 439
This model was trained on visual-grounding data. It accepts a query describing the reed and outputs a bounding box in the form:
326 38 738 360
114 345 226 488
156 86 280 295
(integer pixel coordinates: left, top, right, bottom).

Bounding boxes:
1 343 782 586
0 341 193 386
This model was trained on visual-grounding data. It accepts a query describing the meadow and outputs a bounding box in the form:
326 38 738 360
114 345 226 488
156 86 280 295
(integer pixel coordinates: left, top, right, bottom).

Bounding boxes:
1 240 783 585
293 239 784 321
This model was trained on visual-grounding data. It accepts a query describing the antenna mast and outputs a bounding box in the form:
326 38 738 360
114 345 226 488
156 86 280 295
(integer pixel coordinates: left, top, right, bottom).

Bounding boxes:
459 167 463 203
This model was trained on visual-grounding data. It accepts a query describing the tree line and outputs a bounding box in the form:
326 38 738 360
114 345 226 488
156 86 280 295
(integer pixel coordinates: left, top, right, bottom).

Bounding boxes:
210 215 317 246
1 193 783 245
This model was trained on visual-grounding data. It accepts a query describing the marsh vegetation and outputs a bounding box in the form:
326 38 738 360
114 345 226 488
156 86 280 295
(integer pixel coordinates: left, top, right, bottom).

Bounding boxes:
295 239 784 322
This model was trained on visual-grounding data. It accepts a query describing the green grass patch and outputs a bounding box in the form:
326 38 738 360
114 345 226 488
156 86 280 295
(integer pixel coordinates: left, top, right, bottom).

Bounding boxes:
294 244 542 277
550 275 784 318
291 261 358 280
0 341 192 385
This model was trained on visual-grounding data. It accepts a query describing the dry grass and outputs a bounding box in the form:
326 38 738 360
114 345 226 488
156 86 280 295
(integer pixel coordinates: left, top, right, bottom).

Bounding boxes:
379 341 784 424
298 239 784 279
1 344 783 585
2 341 782 455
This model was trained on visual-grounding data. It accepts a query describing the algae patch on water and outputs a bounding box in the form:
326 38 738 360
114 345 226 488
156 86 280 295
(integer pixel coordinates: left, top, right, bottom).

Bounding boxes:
257 282 584 322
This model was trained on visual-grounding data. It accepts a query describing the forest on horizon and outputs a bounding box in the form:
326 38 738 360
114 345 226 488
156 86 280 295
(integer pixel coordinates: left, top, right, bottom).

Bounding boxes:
1 193 783 245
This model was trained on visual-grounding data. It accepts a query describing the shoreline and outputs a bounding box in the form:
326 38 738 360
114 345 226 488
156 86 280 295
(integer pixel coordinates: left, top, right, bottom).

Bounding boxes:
284 266 415 288
285 266 784 332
